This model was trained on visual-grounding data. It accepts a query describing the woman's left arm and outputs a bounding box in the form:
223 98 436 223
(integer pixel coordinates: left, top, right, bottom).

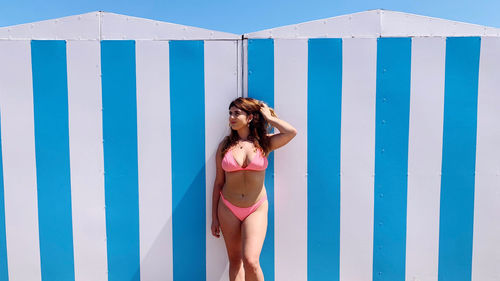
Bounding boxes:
261 104 297 151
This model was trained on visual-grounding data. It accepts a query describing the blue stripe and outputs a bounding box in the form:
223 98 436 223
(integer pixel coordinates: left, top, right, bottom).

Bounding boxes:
169 40 206 281
101 40 140 281
248 38 275 281
307 38 342 281
372 37 412 281
31 40 75 281
0 114 8 281
438 37 480 281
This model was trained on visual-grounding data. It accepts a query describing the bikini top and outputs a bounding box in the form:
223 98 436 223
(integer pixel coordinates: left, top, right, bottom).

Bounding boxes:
221 146 268 172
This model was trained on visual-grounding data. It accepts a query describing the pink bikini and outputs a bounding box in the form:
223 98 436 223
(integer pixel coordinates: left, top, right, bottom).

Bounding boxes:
220 146 268 221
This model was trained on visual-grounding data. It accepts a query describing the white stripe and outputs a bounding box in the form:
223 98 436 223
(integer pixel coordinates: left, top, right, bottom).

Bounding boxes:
472 36 500 281
204 40 240 281
242 39 248 98
0 41 42 281
66 40 108 281
274 39 308 281
405 37 445 281
135 40 173 281
340 38 377 281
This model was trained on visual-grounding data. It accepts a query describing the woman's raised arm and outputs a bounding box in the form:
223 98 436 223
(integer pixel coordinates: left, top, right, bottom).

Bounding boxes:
260 103 297 152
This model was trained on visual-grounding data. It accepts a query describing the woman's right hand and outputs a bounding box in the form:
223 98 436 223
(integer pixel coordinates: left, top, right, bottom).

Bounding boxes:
211 219 221 238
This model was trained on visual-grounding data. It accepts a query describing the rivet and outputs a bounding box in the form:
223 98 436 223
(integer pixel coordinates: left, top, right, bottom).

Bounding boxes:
382 120 386 124
379 193 384 198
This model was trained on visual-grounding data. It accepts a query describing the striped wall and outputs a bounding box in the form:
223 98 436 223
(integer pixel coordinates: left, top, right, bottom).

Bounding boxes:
0 36 499 281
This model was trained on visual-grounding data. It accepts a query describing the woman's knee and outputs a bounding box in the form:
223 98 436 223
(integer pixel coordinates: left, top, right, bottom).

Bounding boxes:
228 256 243 269
242 255 260 272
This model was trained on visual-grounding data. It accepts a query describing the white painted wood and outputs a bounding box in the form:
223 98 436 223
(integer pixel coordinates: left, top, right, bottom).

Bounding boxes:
0 41 42 281
340 38 377 281
66 40 108 281
471 36 500 281
204 40 240 281
274 39 308 281
135 40 173 281
405 37 446 281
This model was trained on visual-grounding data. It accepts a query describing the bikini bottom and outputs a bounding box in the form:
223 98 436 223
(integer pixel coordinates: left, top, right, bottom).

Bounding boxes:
219 191 267 221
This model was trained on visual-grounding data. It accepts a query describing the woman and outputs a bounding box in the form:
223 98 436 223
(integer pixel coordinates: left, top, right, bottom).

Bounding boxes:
211 97 297 281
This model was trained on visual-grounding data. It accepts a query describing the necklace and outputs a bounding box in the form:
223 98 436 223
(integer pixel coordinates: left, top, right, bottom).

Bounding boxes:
238 139 248 149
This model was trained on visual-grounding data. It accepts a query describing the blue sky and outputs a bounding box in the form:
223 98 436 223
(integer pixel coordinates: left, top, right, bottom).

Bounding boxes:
0 0 498 34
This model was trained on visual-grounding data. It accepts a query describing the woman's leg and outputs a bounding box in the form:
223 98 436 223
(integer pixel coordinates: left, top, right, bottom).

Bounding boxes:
241 200 268 281
218 198 245 281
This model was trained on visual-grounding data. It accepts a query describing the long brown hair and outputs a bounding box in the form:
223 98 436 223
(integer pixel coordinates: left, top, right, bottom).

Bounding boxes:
221 97 277 157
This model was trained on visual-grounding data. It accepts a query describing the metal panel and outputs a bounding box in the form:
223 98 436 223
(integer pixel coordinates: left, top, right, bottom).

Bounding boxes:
244 10 381 39
204 40 240 281
381 10 500 37
438 36 481 281
274 39 308 281
471 36 500 281
0 12 100 40
67 40 108 281
100 12 239 40
0 40 42 281
135 40 173 281
406 37 446 281
372 37 412 281
340 38 377 281
101 40 141 281
247 38 276 281
307 38 343 280
169 40 206 281
245 10 500 39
